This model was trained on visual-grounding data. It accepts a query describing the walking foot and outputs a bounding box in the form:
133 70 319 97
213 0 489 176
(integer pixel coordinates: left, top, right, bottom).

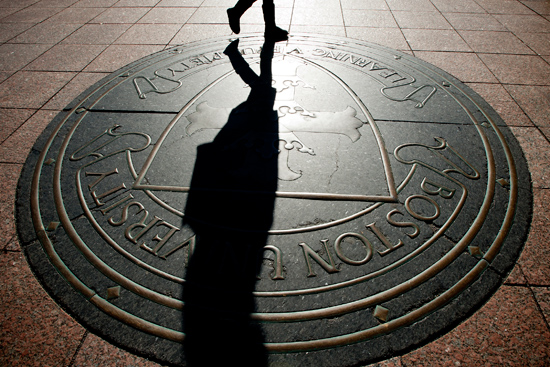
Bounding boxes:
265 26 288 42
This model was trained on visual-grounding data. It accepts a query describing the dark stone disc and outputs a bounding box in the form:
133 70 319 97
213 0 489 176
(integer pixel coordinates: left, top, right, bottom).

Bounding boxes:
16 34 532 367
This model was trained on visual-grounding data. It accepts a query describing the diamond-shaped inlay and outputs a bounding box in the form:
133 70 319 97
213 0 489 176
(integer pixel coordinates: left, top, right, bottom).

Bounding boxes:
46 221 59 231
107 286 121 300
373 305 389 322
468 246 484 258
497 178 510 187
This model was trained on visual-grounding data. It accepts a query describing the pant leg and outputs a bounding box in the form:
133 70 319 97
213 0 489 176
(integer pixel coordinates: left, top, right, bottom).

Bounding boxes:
262 0 276 29
233 0 257 15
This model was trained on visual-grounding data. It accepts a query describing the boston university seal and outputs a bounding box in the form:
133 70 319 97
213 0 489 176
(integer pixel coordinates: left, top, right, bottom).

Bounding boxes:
17 34 532 366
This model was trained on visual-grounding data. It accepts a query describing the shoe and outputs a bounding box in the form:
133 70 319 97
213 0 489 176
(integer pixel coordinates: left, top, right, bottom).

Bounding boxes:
227 8 241 34
265 26 288 42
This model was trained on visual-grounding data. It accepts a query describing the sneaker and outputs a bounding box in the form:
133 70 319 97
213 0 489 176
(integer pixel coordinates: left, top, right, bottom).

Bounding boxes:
265 26 288 42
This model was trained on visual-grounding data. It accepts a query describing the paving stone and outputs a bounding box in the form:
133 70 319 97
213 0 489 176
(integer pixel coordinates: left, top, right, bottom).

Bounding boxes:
0 108 36 143
414 52 498 83
0 22 34 42
505 85 550 128
477 0 538 15
137 7 195 24
532 287 550 325
0 6 62 23
477 54 550 85
509 127 550 189
114 24 182 45
47 6 104 23
442 13 508 31
8 21 81 44
0 164 22 248
385 0 438 12
458 30 535 54
43 72 109 110
0 71 75 108
392 11 452 30
346 27 410 50
401 286 550 366
90 7 150 24
61 23 131 45
24 44 107 72
430 0 485 13
71 332 162 367
0 109 59 164
342 9 398 28
467 83 533 127
494 14 550 33
0 43 52 71
402 29 472 52
83 45 164 72
0 251 86 367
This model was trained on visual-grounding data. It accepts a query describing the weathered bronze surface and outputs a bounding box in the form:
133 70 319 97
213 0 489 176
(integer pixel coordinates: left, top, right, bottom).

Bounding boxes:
16 34 532 366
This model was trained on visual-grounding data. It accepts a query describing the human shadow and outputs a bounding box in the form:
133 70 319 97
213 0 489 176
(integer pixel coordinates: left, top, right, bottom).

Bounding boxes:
182 39 278 367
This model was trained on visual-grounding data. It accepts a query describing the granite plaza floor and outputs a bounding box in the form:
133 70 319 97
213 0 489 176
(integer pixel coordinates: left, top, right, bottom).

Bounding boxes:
1 0 550 366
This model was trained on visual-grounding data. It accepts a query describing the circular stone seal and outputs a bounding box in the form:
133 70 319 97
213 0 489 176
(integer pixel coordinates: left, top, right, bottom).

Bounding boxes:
16 34 532 367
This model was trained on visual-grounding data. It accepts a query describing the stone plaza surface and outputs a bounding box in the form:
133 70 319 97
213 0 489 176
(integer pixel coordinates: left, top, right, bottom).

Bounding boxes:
1 0 550 366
